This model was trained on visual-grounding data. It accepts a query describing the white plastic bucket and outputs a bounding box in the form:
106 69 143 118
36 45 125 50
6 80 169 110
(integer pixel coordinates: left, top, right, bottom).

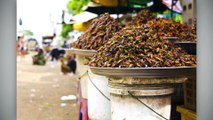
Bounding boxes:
108 82 174 120
76 55 111 119
76 55 89 99
87 70 111 120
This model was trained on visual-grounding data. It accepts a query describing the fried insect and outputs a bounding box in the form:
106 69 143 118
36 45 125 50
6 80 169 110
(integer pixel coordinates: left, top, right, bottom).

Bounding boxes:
125 9 154 27
146 18 197 42
88 25 196 68
71 13 121 50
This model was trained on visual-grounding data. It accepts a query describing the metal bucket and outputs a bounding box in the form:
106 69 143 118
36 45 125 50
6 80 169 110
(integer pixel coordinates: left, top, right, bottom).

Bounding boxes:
108 81 174 120
87 70 111 120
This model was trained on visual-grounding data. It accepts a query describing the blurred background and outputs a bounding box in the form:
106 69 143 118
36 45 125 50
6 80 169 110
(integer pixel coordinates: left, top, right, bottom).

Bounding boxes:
16 0 196 120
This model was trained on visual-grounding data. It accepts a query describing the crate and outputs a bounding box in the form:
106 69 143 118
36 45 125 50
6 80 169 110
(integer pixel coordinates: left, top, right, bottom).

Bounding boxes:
183 76 196 111
176 106 196 120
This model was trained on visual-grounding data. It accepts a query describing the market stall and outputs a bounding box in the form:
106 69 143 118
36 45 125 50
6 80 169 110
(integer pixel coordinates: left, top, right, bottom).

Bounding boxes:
65 0 197 119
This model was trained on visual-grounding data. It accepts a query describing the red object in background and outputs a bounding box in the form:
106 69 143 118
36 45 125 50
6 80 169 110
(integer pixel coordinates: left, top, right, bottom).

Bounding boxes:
77 81 89 120
79 99 89 120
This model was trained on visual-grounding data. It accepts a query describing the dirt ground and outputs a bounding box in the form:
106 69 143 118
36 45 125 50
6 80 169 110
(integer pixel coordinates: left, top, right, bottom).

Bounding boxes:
17 53 79 120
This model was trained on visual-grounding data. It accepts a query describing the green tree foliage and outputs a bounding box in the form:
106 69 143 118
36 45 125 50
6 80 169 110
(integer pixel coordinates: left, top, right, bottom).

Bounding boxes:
60 24 73 38
61 0 89 38
67 0 90 15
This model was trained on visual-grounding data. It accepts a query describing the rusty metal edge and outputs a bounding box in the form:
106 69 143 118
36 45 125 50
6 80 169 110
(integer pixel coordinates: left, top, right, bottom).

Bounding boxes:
65 48 97 57
89 66 196 78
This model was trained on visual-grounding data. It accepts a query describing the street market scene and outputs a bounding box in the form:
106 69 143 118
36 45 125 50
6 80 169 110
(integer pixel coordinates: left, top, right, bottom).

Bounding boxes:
17 0 196 120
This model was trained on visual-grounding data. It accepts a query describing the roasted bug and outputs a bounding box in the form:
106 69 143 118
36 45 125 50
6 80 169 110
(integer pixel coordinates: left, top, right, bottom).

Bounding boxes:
88 25 196 68
71 13 121 50
125 9 154 27
146 18 197 42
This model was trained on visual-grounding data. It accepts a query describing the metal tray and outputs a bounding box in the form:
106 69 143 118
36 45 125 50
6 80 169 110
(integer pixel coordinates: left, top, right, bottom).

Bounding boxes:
162 37 197 55
65 48 97 57
163 37 179 43
90 66 196 78
175 42 196 55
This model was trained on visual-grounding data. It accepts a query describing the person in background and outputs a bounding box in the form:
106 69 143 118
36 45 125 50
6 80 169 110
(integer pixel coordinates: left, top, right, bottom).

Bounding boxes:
16 37 21 56
18 35 27 58
67 54 76 74
61 54 77 75
32 48 46 65
49 48 65 61
62 41 69 48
